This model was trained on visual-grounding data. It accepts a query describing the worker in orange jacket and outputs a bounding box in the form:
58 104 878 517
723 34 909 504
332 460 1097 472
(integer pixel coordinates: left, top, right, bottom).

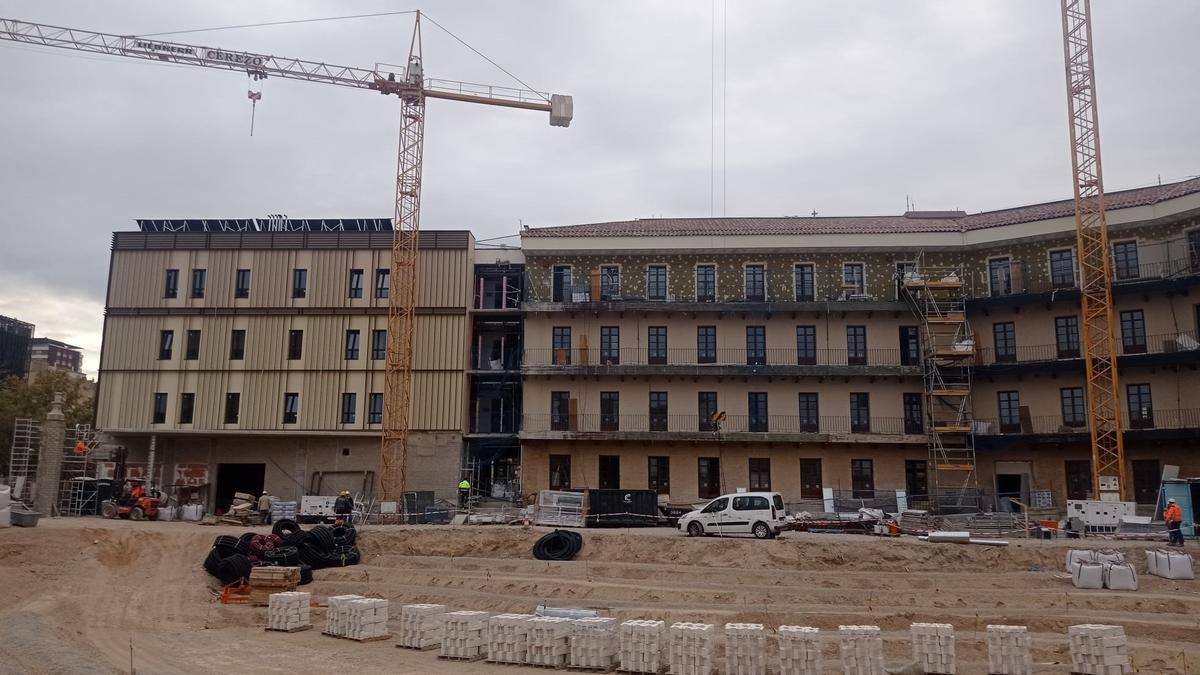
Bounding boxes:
1164 498 1184 547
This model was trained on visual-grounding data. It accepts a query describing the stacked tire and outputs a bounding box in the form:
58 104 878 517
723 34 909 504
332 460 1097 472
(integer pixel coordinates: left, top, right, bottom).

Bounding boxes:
201 522 361 586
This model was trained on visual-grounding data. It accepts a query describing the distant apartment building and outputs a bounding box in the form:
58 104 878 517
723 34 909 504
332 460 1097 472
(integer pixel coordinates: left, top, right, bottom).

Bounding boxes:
0 315 34 379
29 337 84 376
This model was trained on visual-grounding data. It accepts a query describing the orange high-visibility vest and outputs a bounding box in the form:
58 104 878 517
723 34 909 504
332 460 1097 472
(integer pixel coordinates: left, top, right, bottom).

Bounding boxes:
1164 504 1182 522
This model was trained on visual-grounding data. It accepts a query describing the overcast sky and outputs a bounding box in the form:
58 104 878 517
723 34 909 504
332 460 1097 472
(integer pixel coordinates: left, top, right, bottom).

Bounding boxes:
1 1 1197 377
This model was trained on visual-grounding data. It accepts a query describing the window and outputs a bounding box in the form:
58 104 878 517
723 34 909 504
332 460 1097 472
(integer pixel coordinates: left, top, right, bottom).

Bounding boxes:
552 326 571 365
600 392 619 431
796 325 817 365
733 495 770 511
287 330 303 360
903 393 923 434
282 392 299 424
368 393 383 424
695 264 716 302
697 326 716 364
235 269 251 299
344 330 360 360
646 265 668 301
185 329 201 360
179 393 194 424
1065 460 1092 500
224 393 241 424
1126 383 1153 429
846 326 867 365
600 326 620 364
374 268 390 298
850 393 870 433
842 263 865 295
292 269 307 298
1132 459 1162 505
229 329 246 361
988 257 1012 296
900 326 920 366
649 391 668 431
1119 310 1146 354
341 393 357 424
744 264 766 301
1055 316 1081 358
190 269 206 298
895 261 915 300
851 459 875 498
599 265 620 300
1049 249 1076 288
348 269 364 298
905 460 928 500
648 326 667 365
551 391 571 431
993 322 1016 363
998 391 1021 433
371 329 387 360
798 393 819 432
748 392 768 432
549 455 572 491
598 456 620 490
698 392 718 432
1060 387 1086 428
748 458 771 491
164 269 179 298
552 265 572 302
800 459 822 500
746 326 766 366
794 263 815 301
152 393 167 424
158 330 174 360
697 457 721 499
648 456 670 494
1112 240 1139 280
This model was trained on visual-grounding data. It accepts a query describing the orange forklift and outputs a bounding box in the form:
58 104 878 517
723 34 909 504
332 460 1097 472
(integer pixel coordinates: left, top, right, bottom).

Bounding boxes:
99 447 161 521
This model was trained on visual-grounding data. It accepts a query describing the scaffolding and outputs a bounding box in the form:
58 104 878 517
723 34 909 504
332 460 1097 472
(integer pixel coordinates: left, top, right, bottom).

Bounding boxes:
57 424 100 517
7 418 40 504
902 255 980 512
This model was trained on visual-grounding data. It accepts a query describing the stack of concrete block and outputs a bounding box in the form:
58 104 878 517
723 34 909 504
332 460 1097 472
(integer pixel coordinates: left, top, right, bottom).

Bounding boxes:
267 591 310 631
441 610 490 659
668 622 716 675
838 625 884 675
778 626 821 675
345 598 389 640
911 623 956 674
397 603 446 649
325 595 365 636
526 615 573 667
486 613 533 664
569 616 619 670
986 625 1032 675
724 623 767 675
619 619 668 674
1068 624 1132 675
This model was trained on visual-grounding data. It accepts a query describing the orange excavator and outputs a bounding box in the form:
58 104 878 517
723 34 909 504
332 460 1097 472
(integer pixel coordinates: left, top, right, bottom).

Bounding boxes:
99 447 161 521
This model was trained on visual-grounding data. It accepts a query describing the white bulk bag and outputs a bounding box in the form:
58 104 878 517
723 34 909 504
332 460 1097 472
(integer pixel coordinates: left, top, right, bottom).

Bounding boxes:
1145 550 1160 576
0 485 10 510
1095 549 1125 566
1072 561 1105 589
0 507 9 528
1103 563 1138 591
1158 551 1195 580
1066 549 1095 573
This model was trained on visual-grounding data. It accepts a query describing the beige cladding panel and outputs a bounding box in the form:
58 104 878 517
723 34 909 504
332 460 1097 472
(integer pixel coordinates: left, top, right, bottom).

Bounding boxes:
412 370 465 431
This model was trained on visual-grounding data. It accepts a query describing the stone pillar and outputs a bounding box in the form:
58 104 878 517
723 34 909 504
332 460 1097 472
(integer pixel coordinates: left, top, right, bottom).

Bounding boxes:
34 393 66 516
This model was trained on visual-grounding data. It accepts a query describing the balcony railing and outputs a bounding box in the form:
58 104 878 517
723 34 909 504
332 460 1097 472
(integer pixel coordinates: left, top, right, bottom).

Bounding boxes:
974 257 1200 299
973 408 1200 435
976 329 1200 366
523 413 919 436
524 347 913 369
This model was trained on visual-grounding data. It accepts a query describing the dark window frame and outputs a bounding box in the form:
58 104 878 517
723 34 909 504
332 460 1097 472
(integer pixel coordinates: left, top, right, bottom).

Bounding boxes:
599 265 620 300
647 456 670 494
282 392 299 424
796 325 817 365
698 391 718 432
842 263 865 294
649 391 668 431
152 392 167 424
371 329 387 360
600 391 620 431
600 326 620 364
695 264 716 302
850 392 870 433
1060 387 1086 428
903 392 923 434
1112 240 1140 280
224 393 241 424
1049 249 1076 288
287 329 304 360
998 390 1021 433
794 263 815 302
1126 383 1153 429
552 326 572 365
235 269 251 299
748 458 771 491
345 329 361 360
697 457 721 499
158 330 174 360
697 326 717 364
164 268 179 299
646 265 668 301
847 325 867 365
190 269 206 299
1055 316 1081 358
348 269 364 298
341 392 357 424
900 326 920 366
185 329 200 360
1119 309 1147 354
798 392 819 432
292 268 308 299
993 321 1017 363
550 391 571 431
744 264 766 301
746 325 766 366
851 459 875 498
647 326 667 365
179 392 194 424
368 392 383 424
552 265 572 302
550 454 572 491
374 268 390 298
747 392 768 432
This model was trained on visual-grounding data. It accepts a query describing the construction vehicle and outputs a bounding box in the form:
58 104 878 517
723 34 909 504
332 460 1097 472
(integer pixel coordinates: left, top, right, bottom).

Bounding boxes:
99 447 161 521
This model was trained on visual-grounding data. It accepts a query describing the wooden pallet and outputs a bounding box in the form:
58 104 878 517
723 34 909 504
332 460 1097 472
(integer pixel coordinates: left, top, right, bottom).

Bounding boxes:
265 624 313 633
395 643 440 651
321 631 393 643
438 654 485 662
566 665 617 673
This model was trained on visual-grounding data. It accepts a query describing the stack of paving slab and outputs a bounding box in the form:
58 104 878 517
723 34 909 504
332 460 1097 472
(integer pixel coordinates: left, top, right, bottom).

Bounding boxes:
838 625 885 675
1068 624 1133 675
723 623 767 675
569 616 619 670
267 591 310 631
778 626 821 675
397 603 446 649
526 615 573 667
486 613 533 664
619 619 668 674
668 622 715 675
986 625 1033 675
325 595 365 636
441 610 490 660
910 623 956 674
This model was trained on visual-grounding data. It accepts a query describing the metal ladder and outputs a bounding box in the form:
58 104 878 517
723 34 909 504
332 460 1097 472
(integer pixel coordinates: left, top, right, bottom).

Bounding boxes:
7 419 40 503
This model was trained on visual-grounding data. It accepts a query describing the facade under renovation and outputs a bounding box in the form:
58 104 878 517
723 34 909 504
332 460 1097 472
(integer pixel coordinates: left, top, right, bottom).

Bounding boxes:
92 177 1200 512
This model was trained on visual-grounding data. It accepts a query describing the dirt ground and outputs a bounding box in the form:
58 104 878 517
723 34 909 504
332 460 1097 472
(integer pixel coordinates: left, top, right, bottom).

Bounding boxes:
0 519 1197 674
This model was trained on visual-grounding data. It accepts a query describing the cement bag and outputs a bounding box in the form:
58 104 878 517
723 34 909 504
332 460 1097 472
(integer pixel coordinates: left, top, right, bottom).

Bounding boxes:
0 485 10 510
1145 550 1160 576
1066 549 1096 573
1159 551 1195 580
1095 549 1125 566
1072 561 1105 589
1103 563 1138 591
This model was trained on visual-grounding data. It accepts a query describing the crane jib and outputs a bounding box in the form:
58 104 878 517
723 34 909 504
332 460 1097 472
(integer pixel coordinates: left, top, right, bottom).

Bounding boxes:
125 38 268 69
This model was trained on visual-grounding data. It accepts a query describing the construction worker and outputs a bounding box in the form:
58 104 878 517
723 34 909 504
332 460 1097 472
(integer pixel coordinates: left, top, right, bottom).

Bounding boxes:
458 478 471 509
128 481 144 502
73 440 87 456
258 491 274 525
334 490 354 525
1164 498 1184 547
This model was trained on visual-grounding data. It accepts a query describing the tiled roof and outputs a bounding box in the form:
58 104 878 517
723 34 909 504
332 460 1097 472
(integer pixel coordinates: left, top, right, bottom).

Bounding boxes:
523 176 1200 238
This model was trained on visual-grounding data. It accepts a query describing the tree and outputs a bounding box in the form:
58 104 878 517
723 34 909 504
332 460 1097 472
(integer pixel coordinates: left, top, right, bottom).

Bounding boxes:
0 371 95 476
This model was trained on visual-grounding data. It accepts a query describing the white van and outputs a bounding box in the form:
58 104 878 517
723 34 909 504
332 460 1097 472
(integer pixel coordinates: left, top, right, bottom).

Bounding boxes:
678 492 786 539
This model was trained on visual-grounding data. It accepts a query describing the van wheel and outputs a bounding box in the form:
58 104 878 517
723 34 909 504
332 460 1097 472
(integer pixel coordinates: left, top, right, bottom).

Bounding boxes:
686 521 703 537
752 522 772 539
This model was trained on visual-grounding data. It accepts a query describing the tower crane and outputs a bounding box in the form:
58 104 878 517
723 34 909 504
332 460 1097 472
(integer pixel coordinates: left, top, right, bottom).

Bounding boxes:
0 13 573 504
1057 0 1127 502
